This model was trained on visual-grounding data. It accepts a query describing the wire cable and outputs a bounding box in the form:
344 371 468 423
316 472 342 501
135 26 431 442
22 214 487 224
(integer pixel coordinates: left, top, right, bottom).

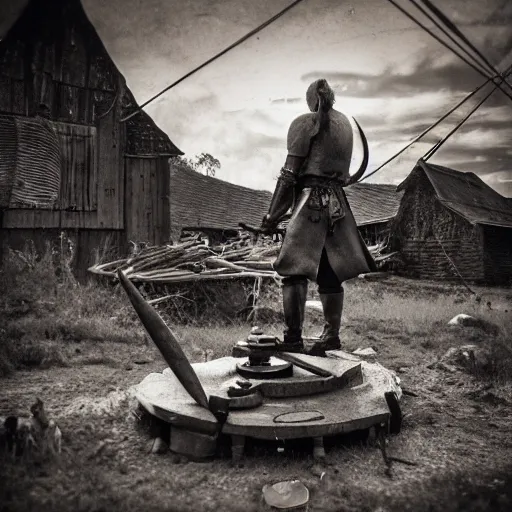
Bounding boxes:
120 0 307 123
358 70 504 182
385 0 512 102
422 84 499 161
417 0 512 92
408 0 499 79
422 66 511 160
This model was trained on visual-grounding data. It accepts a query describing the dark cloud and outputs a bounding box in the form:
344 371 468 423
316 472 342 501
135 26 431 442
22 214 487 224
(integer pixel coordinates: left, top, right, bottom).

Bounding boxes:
302 56 489 98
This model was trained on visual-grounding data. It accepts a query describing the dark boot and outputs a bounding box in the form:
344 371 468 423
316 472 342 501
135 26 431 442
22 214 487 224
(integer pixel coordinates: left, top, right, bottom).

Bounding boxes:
278 279 308 352
309 290 344 355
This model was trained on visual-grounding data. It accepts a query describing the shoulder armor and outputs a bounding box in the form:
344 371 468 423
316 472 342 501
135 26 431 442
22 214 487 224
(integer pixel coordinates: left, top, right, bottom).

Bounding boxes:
287 113 317 157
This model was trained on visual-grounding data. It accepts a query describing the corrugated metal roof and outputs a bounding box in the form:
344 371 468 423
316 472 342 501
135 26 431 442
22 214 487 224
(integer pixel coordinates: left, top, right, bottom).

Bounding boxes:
169 164 273 231
400 161 512 228
344 182 403 226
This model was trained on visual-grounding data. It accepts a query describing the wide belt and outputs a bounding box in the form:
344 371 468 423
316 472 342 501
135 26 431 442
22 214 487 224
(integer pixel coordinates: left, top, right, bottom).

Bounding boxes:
297 176 346 234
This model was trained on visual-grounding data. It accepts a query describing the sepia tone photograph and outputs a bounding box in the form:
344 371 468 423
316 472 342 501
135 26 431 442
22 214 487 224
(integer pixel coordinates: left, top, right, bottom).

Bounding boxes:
0 0 511 511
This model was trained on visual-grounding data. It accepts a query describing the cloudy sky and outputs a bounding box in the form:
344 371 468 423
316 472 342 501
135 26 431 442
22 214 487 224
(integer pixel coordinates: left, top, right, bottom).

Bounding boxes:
2 0 512 195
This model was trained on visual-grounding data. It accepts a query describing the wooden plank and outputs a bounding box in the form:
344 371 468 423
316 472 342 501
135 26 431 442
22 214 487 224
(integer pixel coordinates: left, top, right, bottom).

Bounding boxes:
60 211 97 229
75 132 84 210
61 26 88 88
2 209 61 228
96 108 121 229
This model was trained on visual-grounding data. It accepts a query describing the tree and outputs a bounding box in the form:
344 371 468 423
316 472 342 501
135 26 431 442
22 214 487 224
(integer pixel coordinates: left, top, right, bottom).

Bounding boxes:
177 153 221 177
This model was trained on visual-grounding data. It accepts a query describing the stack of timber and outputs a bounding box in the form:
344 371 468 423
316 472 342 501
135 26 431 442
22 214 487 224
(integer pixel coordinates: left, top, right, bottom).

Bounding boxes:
88 233 281 284
89 230 397 285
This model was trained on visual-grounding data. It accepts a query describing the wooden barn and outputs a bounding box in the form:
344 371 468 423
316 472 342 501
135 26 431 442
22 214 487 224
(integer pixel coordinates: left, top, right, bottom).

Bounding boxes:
391 160 512 285
0 0 183 276
344 183 403 246
169 163 273 243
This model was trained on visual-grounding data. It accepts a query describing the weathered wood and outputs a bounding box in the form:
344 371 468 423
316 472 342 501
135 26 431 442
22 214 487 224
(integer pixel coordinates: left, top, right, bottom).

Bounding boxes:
136 357 394 441
0 0 180 278
118 269 210 409
96 107 122 229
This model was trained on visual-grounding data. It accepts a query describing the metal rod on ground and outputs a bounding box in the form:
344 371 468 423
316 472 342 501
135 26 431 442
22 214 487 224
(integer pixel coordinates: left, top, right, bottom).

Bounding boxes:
433 235 476 295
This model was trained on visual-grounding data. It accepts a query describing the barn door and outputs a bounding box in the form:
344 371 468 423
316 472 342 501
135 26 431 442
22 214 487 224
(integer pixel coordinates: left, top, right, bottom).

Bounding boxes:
124 156 169 246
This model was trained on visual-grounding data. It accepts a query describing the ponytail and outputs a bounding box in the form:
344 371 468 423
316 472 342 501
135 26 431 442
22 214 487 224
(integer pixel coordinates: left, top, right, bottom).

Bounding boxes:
306 78 335 135
316 79 335 111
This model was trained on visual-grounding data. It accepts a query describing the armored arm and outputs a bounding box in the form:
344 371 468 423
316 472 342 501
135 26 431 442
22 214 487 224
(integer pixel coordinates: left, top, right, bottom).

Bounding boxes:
261 155 304 229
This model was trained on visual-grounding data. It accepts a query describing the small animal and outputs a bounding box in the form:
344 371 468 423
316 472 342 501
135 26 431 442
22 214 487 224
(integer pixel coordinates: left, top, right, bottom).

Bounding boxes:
1 398 62 460
30 398 62 457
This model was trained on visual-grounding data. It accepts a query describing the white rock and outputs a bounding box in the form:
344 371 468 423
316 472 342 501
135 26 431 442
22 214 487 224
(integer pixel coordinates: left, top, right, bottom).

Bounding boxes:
353 347 377 356
448 314 474 326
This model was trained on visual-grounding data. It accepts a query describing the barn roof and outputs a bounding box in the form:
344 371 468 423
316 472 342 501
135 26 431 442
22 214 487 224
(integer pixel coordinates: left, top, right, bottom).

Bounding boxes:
398 160 512 229
344 183 403 226
170 164 403 232
169 164 273 231
0 0 182 157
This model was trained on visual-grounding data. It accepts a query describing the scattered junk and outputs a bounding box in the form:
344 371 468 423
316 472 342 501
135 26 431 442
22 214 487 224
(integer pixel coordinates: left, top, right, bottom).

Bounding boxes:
0 398 62 460
117 269 404 465
262 480 310 511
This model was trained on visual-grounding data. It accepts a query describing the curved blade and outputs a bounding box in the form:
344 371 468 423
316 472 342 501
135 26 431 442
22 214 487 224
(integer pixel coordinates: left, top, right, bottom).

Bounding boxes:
117 269 209 409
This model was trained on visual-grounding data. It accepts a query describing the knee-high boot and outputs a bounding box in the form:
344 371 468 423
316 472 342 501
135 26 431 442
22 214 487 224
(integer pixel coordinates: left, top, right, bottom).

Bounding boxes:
279 279 308 352
309 289 344 355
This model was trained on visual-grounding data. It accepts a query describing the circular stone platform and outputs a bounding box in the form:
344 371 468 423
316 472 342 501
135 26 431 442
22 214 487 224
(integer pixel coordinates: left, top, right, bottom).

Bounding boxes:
135 353 402 441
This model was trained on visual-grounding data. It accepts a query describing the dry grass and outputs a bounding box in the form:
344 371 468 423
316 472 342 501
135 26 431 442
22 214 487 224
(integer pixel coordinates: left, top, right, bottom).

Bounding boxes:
1 245 512 511
0 243 146 376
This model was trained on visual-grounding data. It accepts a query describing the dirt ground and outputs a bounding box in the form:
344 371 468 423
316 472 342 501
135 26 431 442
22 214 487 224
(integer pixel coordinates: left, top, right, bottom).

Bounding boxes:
1 277 512 512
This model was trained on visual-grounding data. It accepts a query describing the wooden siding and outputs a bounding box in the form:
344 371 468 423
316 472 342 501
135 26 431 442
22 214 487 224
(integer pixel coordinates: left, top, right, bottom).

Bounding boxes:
52 121 97 211
2 107 123 230
125 156 170 245
401 235 484 283
392 171 485 283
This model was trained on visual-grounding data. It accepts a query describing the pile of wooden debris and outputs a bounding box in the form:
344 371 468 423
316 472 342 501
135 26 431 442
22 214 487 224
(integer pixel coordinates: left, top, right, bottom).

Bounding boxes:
88 232 280 284
89 231 398 285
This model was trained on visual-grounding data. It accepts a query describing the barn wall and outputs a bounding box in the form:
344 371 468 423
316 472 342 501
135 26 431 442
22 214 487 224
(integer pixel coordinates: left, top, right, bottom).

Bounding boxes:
0 0 125 231
482 226 512 285
0 227 125 279
392 172 485 283
124 156 170 246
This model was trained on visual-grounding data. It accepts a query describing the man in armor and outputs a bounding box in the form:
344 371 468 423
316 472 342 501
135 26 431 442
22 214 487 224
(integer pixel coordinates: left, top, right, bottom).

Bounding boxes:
261 78 377 355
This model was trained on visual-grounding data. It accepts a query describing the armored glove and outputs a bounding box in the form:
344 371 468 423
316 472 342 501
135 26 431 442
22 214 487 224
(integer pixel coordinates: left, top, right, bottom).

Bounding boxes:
262 166 296 230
